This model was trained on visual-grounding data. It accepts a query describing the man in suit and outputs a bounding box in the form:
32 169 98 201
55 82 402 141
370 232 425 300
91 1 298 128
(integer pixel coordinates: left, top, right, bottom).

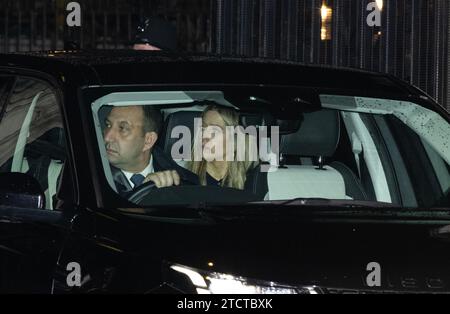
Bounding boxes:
103 105 195 197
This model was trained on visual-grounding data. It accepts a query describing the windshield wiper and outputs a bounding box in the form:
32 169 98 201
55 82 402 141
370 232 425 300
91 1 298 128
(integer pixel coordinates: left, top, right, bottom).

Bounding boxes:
256 198 397 209
187 199 395 219
186 199 396 215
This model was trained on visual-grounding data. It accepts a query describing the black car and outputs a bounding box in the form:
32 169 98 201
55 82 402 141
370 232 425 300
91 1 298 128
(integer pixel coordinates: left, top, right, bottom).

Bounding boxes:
0 50 449 294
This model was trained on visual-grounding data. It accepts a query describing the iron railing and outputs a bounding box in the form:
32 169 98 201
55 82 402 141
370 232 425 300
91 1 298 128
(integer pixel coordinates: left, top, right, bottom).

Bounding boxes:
212 0 449 109
0 0 211 51
0 0 448 109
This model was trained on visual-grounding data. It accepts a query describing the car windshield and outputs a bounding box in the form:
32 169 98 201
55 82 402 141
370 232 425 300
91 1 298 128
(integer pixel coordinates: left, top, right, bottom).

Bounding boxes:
88 86 450 209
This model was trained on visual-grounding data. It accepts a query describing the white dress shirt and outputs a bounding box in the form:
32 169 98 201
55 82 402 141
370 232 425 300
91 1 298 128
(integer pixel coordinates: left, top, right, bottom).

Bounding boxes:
122 156 154 188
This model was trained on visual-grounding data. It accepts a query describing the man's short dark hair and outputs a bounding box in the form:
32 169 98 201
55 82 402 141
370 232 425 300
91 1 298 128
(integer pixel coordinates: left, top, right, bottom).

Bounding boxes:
142 106 163 135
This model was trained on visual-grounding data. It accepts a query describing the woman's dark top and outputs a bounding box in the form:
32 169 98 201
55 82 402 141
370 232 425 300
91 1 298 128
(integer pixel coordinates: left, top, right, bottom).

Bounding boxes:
205 165 268 200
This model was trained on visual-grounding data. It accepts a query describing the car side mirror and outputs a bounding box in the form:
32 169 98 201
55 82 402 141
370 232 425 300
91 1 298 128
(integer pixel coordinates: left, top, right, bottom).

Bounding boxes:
0 173 45 209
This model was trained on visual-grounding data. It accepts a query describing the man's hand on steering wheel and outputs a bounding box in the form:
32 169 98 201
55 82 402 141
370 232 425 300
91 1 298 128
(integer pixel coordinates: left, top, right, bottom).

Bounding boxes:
144 170 180 188
127 169 198 204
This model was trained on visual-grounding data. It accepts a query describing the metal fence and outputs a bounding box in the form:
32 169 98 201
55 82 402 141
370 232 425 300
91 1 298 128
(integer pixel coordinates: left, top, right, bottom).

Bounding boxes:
211 0 449 109
0 0 449 110
0 0 211 51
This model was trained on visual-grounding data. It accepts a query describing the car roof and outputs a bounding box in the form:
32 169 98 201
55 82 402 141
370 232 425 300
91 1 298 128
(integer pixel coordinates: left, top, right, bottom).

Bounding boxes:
0 50 419 97
1 49 377 70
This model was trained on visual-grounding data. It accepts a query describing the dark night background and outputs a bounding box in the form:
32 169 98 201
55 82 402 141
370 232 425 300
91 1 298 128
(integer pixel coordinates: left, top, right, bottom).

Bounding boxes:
0 0 449 110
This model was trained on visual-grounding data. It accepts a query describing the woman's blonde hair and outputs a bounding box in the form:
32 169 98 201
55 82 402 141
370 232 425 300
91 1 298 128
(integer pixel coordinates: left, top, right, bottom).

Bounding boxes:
188 104 258 190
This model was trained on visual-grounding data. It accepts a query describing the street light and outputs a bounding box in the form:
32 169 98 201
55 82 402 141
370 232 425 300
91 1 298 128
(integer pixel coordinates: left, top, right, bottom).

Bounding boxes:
376 0 383 11
321 4 332 40
321 4 332 21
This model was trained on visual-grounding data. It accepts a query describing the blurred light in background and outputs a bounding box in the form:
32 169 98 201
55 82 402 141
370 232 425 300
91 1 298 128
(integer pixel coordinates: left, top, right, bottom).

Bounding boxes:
320 4 332 41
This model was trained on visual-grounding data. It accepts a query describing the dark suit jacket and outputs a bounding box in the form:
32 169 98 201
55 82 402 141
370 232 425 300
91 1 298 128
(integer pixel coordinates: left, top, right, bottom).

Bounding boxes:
111 146 198 197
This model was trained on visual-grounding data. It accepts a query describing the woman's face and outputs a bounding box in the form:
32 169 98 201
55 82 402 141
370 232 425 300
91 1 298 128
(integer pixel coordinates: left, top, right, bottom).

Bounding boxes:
202 110 229 161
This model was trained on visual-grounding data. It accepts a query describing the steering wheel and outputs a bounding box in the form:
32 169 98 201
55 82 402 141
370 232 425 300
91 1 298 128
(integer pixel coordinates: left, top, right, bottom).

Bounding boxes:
127 177 195 204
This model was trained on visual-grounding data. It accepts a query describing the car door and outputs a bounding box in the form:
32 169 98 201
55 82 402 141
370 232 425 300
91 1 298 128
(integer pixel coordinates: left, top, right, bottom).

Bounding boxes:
0 74 76 293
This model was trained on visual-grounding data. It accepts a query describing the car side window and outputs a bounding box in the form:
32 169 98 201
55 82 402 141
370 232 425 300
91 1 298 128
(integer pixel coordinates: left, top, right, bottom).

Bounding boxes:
0 77 67 210
421 139 450 198
381 115 448 208
0 76 13 116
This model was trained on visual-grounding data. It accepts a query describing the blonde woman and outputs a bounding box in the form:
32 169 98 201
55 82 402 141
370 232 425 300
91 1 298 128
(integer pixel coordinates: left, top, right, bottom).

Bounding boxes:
188 104 268 198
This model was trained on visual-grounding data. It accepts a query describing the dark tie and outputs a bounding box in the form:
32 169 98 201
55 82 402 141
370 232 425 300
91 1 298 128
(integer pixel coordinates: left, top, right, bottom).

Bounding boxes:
130 174 145 188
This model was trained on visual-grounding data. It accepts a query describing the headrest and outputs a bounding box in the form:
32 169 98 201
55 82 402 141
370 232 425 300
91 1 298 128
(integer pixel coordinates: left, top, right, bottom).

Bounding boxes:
42 127 66 148
161 111 202 155
28 127 66 161
280 110 340 157
98 106 112 131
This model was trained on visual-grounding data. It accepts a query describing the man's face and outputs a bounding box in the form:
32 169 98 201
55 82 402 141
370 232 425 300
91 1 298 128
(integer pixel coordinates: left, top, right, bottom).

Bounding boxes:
103 106 156 172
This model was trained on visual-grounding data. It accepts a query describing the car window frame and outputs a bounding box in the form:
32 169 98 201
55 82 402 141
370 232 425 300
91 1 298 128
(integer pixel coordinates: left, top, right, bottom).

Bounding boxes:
385 115 444 208
82 84 450 212
0 68 77 212
359 113 402 206
81 84 325 209
373 115 418 207
0 75 17 123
